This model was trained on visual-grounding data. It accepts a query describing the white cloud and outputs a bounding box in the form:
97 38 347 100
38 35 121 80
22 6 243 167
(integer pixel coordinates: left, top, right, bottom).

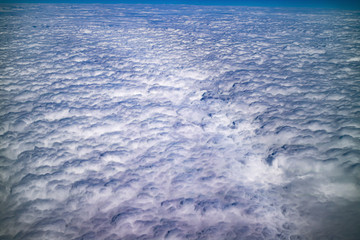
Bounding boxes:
0 3 359 240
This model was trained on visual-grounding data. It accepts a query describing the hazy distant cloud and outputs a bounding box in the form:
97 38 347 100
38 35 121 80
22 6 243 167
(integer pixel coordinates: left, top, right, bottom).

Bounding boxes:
0 3 359 240
1 1 359 10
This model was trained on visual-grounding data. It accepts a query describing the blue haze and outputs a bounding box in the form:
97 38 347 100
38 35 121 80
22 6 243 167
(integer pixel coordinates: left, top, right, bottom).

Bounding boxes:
0 3 360 240
0 0 360 10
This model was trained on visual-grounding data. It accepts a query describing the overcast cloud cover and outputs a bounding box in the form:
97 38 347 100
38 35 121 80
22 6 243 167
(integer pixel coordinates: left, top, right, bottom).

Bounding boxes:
0 3 360 240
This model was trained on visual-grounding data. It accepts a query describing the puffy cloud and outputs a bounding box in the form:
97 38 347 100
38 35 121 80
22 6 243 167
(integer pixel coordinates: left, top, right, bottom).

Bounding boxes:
0 3 359 240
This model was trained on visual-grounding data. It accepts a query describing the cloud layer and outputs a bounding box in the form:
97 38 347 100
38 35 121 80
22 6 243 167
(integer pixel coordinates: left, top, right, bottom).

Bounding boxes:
0 4 360 240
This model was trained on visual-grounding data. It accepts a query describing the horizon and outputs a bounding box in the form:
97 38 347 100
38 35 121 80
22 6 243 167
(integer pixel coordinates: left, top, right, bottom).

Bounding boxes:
0 0 360 10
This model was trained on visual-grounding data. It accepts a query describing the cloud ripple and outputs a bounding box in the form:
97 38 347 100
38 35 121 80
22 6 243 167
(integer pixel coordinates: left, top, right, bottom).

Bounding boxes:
0 4 360 240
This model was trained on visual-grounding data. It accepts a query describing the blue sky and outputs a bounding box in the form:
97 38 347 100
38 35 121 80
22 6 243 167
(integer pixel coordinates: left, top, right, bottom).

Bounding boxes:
0 0 359 10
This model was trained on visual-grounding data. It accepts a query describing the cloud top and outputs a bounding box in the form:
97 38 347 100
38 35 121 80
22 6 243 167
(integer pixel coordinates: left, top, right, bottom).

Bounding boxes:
0 4 360 240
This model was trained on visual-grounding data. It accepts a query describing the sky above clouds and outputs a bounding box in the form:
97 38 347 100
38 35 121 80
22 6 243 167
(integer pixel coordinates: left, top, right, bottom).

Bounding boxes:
0 0 360 9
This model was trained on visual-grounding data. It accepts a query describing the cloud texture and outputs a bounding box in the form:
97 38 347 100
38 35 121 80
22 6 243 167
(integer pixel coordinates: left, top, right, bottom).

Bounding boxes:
0 4 360 240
